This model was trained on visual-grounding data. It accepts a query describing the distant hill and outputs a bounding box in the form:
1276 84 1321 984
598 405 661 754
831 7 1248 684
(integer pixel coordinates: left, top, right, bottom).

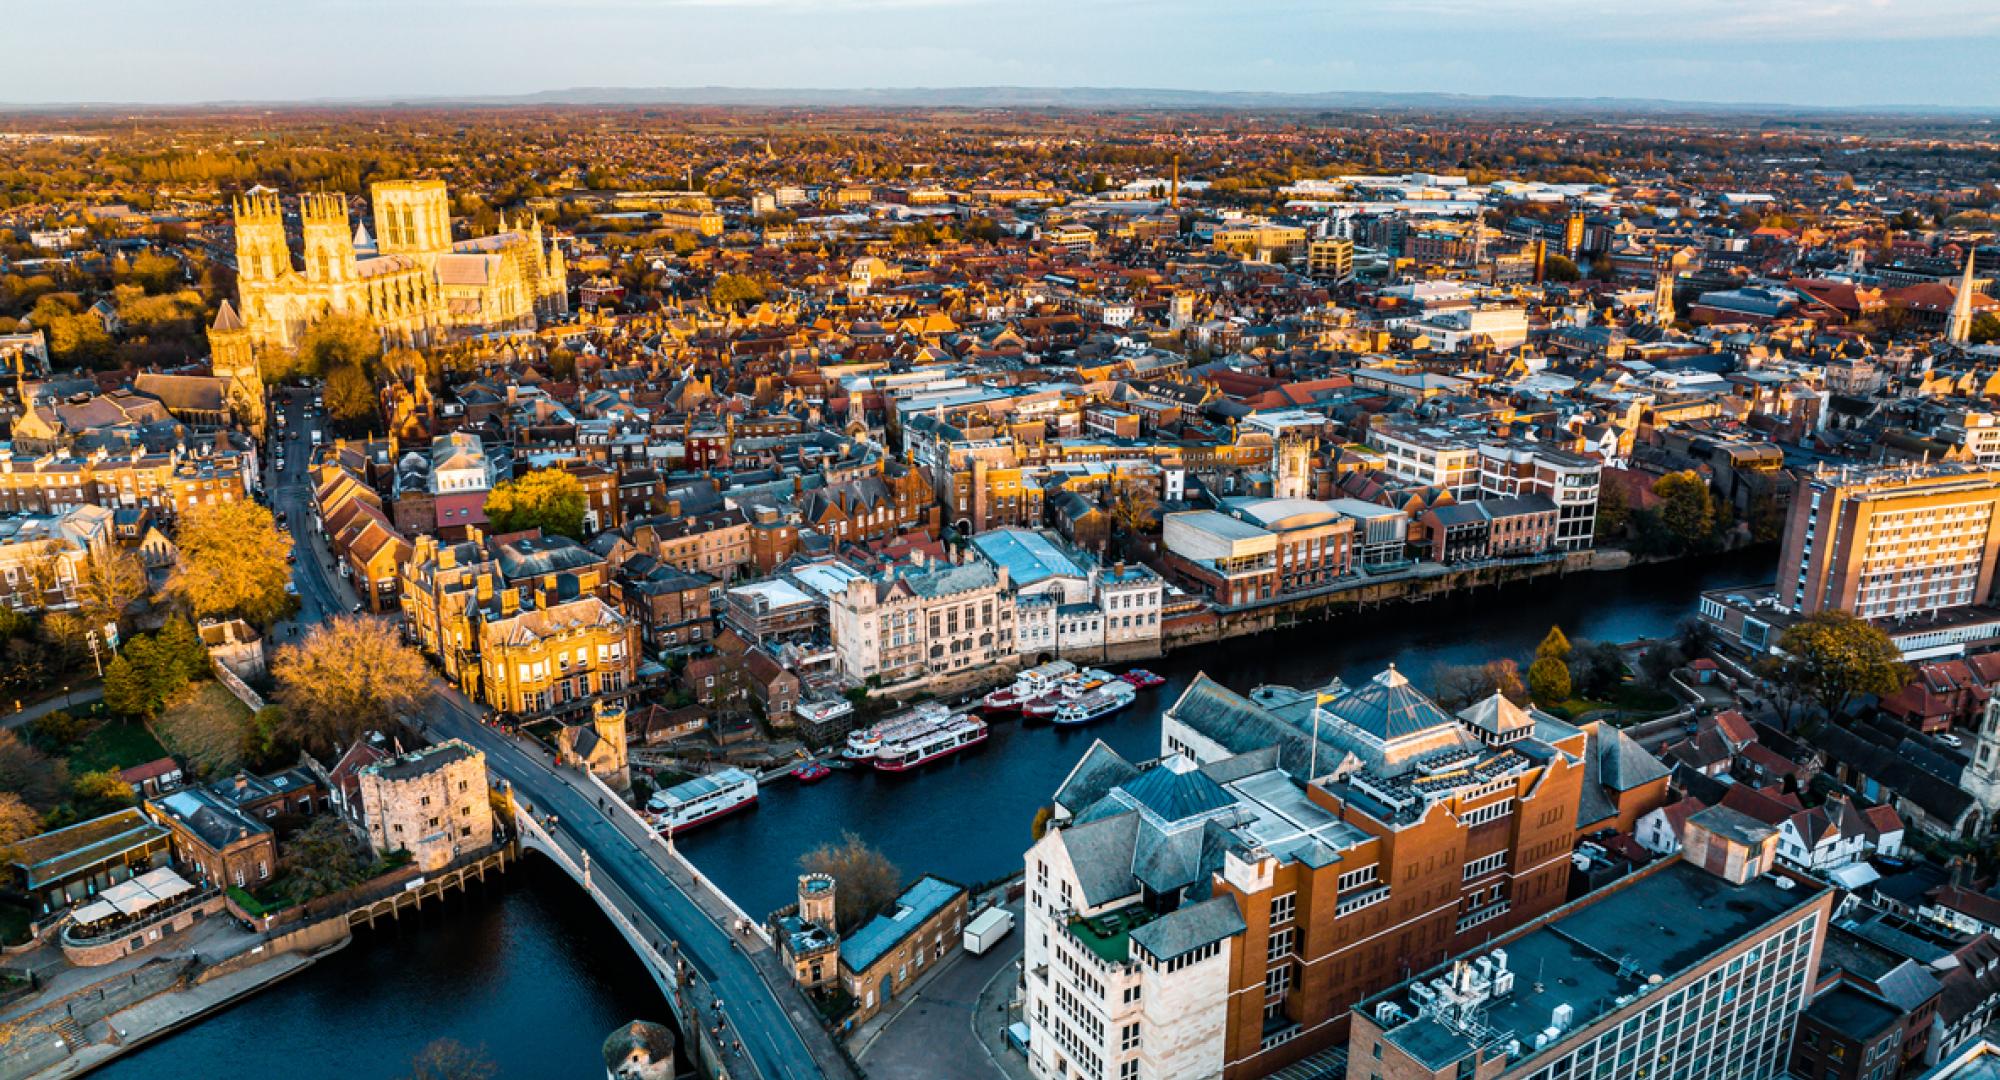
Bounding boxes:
7 85 1994 118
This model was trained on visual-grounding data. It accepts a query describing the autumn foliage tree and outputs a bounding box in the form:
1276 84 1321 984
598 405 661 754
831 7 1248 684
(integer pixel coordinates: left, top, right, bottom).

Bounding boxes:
273 617 431 753
169 500 292 626
484 469 587 541
1772 611 1906 721
799 831 902 935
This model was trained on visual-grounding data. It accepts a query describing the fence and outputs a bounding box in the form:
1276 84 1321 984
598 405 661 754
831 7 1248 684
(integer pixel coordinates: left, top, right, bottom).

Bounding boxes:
582 767 773 947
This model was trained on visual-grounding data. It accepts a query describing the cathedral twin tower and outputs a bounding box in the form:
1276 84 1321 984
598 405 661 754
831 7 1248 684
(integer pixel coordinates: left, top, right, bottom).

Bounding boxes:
228 179 567 356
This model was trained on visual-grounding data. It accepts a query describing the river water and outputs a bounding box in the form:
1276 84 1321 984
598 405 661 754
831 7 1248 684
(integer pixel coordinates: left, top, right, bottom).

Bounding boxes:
97 549 1771 1077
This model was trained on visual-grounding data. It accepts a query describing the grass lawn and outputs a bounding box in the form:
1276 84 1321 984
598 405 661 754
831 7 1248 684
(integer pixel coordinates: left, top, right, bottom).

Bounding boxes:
65 720 170 775
1614 683 1681 712
154 681 253 777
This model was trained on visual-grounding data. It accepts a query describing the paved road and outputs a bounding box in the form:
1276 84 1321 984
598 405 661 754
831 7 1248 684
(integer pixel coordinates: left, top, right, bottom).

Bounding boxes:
855 901 1024 1080
425 685 849 1080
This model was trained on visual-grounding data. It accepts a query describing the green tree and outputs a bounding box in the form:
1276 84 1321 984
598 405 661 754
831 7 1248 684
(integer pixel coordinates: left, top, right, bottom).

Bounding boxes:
155 615 210 683
1971 312 2000 347
28 710 87 749
484 469 587 541
1773 611 1906 720
1652 471 1716 554
1542 253 1582 282
241 705 296 773
278 814 371 903
1594 477 1630 540
169 500 293 626
1567 640 1627 700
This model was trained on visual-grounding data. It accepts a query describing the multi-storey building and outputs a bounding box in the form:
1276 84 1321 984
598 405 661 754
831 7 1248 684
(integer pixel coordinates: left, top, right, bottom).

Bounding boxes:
1160 510 1278 607
357 740 493 872
1219 498 1356 594
1350 808 1833 1080
0 447 253 518
1368 423 1482 500
628 507 754 581
1023 667 1597 1080
0 505 113 611
1777 464 2000 619
826 553 1013 688
1475 441 1600 552
477 596 635 719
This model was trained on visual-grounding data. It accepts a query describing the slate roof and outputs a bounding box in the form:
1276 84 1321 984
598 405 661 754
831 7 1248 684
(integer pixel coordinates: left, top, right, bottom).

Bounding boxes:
1119 760 1236 825
1320 665 1458 743
1598 725 1670 791
840 876 964 974
1128 894 1245 963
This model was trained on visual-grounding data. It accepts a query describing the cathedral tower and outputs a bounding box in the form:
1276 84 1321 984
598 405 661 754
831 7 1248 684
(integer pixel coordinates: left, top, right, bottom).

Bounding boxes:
299 192 355 285
371 180 453 261
1948 249 1979 347
1962 695 2000 832
232 190 291 285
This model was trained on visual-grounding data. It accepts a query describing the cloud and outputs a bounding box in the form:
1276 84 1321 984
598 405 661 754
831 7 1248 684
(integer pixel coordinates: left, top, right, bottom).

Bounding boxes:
1363 0 2000 41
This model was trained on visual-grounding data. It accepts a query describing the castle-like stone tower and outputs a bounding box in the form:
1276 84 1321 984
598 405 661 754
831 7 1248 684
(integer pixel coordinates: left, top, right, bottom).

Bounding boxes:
206 300 265 438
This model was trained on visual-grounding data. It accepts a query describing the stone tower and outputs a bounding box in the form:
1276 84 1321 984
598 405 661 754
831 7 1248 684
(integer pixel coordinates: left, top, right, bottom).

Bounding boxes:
1963 696 2000 830
232 190 290 287
1169 290 1196 332
299 192 355 286
372 179 453 262
799 872 836 931
1651 259 1677 327
207 300 265 438
1275 432 1315 500
590 698 630 794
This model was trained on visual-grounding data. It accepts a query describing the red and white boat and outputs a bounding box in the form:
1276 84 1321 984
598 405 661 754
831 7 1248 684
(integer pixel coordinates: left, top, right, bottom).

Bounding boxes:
645 768 758 835
1121 668 1166 690
874 712 989 771
983 660 1078 714
1021 668 1115 720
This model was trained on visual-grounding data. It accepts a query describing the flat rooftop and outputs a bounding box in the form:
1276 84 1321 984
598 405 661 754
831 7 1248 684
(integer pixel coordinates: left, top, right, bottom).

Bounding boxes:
1370 860 1826 1072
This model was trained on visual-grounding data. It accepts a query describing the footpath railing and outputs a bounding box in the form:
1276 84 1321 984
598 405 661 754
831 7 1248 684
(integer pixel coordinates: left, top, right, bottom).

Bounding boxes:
582 767 775 948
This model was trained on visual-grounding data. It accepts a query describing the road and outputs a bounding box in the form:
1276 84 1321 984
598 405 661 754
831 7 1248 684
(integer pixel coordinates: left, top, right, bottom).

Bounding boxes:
271 386 846 1078
425 688 847 1080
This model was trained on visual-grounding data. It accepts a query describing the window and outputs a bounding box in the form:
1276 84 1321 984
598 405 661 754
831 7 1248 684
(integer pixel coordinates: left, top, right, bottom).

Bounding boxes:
1338 865 1378 892
1267 927 1294 963
1120 1023 1140 1052
1270 892 1296 926
1464 851 1508 881
1266 964 1293 998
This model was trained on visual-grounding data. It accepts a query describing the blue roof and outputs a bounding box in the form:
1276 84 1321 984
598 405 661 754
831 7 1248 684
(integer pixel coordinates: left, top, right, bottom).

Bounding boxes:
1118 762 1236 825
841 876 964 973
970 527 1088 588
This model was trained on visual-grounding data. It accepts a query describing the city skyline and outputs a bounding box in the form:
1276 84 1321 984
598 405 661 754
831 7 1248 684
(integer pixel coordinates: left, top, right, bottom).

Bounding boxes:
6 0 1997 110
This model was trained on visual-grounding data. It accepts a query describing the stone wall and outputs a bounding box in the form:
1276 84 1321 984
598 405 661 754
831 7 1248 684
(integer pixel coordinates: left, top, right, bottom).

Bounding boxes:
59 893 228 968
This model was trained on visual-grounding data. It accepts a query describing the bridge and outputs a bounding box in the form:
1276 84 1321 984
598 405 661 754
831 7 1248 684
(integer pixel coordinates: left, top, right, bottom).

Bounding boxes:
425 691 856 1080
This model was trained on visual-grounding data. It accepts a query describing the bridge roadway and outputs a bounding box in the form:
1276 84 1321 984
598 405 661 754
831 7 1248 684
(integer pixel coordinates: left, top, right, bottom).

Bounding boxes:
425 689 852 1080
274 392 848 1077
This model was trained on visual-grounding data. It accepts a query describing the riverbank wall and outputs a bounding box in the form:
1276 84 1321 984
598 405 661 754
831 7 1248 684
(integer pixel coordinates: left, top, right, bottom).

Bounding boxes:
6 846 514 1080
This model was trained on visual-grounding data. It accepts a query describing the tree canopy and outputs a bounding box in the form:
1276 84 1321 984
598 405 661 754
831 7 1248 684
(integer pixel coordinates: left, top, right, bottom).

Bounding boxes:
169 500 293 626
294 312 382 379
799 831 902 935
1771 611 1905 720
484 469 587 541
273 616 431 753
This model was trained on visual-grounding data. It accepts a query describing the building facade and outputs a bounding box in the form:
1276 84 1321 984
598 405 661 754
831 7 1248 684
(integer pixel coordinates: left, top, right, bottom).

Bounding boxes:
1777 464 2000 619
357 740 493 872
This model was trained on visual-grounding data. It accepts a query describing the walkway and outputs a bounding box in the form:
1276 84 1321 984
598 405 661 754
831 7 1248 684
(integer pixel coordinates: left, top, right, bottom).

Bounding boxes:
424 686 855 1080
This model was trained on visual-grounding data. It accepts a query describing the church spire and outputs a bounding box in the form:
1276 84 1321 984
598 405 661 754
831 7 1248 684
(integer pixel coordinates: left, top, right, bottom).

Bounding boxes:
1948 248 1979 347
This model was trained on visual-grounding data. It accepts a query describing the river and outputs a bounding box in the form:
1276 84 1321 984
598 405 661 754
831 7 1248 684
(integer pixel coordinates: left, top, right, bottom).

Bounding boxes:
99 548 1770 1076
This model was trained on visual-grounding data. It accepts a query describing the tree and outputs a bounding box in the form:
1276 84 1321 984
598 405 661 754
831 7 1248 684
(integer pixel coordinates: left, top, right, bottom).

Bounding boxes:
1773 612 1906 720
295 312 381 379
0 730 67 808
0 792 38 864
1431 658 1528 709
1567 640 1627 700
273 617 431 753
1108 482 1159 539
1971 312 2000 347
70 769 135 813
1031 805 1054 841
241 705 295 773
28 710 87 749
404 1039 497 1080
1536 626 1572 663
155 616 210 683
799 831 902 935
325 362 379 430
1542 254 1582 283
169 500 292 626
1528 655 1573 706
484 469 587 541
73 546 147 634
709 273 766 311
278 814 371 903
1652 471 1717 554
1595 476 1630 540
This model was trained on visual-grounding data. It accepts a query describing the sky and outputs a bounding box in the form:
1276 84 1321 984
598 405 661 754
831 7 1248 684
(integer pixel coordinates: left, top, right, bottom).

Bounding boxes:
4 0 1994 109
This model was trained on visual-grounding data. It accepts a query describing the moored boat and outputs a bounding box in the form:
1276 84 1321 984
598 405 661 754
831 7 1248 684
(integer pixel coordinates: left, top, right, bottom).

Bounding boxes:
645 768 759 835
874 713 989 771
1053 680 1137 726
1121 668 1166 690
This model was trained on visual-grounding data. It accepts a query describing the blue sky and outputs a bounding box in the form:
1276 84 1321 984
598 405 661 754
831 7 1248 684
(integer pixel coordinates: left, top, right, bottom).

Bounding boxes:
5 0 1992 108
